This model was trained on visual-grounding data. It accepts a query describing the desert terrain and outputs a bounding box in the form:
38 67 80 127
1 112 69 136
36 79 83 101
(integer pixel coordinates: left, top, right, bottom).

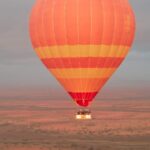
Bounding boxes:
0 99 150 150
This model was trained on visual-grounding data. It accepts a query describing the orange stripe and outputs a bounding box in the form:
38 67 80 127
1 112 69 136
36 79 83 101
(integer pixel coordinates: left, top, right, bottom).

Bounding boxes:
57 78 108 92
42 57 124 68
35 45 129 59
49 68 116 78
30 0 135 47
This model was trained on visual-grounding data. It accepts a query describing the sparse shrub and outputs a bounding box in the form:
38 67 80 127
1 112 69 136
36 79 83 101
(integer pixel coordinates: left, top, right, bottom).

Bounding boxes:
88 146 94 150
70 143 78 148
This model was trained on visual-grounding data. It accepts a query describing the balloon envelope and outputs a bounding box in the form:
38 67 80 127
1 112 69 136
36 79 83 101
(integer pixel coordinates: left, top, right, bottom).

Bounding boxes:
29 0 135 107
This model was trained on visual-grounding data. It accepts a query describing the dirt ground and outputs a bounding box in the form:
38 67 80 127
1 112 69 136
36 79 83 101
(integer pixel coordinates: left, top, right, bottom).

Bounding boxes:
0 99 150 150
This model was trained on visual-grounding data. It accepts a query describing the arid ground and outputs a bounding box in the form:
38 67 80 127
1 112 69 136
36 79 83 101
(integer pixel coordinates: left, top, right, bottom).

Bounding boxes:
0 99 150 150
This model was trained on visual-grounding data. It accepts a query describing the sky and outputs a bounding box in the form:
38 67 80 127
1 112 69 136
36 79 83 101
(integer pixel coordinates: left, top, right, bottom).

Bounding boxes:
0 0 150 101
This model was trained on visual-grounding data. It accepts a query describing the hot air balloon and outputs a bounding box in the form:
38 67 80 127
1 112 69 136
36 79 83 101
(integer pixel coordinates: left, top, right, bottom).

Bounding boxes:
29 0 135 119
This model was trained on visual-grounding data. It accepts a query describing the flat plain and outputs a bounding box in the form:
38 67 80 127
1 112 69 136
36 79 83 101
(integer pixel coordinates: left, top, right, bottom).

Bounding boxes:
0 99 150 150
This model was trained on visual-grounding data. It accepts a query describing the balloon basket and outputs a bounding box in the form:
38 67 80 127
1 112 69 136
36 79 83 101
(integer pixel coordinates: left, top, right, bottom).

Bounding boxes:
75 109 92 120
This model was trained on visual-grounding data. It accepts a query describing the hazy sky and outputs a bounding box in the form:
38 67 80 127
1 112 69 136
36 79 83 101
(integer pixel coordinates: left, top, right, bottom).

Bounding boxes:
0 0 150 101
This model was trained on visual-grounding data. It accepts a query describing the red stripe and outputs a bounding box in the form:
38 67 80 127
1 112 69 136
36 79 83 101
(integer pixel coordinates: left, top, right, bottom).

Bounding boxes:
68 92 98 107
41 57 124 68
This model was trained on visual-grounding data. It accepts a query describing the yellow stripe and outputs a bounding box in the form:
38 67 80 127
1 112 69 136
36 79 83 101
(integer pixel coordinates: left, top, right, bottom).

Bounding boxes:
57 78 107 92
49 68 116 79
35 45 129 58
